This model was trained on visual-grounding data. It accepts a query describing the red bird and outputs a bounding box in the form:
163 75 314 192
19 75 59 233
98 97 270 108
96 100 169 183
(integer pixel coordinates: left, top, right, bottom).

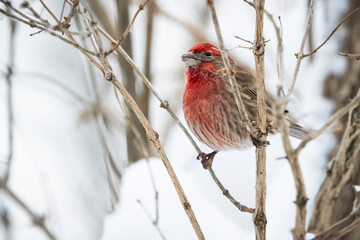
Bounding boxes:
182 43 307 169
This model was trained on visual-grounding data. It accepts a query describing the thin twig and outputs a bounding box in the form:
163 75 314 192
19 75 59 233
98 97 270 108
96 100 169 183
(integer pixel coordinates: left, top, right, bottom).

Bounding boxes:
303 6 360 58
243 1 285 97
3 4 17 184
114 87 160 223
0 8 98 58
137 199 167 240
287 0 315 96
208 167 255 213
153 2 208 42
0 182 56 240
338 52 360 60
105 0 150 56
1 0 48 28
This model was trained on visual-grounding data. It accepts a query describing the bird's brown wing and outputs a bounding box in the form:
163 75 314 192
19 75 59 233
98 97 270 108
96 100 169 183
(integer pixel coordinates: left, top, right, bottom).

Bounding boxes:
233 67 273 109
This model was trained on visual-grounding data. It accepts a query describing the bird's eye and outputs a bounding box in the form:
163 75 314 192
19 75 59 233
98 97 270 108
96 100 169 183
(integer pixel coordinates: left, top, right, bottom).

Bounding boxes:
205 51 212 56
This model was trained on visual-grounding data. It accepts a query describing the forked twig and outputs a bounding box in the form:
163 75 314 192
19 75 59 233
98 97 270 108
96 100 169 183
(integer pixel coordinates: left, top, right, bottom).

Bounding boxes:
287 0 315 96
105 0 151 56
303 6 360 58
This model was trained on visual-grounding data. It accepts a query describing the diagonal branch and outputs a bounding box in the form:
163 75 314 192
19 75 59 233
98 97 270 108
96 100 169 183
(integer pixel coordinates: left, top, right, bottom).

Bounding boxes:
0 182 56 240
303 6 360 58
105 0 150 56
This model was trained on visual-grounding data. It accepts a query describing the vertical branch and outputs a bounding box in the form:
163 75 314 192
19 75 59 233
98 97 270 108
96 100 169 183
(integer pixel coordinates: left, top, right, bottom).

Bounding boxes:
141 1 154 122
253 1 267 240
115 0 146 163
275 102 308 240
3 3 17 183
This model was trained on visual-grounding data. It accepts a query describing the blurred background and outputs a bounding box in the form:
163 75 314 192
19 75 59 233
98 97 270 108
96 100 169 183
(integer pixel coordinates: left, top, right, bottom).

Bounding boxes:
0 0 359 239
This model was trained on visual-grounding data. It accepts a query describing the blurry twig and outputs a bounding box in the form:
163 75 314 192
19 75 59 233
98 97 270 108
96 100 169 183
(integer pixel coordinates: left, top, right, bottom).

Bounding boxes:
76 10 121 203
287 0 315 96
153 3 208 42
0 7 98 58
114 88 160 224
338 52 360 60
0 182 56 240
3 4 17 184
105 0 150 56
137 199 167 240
303 6 360 58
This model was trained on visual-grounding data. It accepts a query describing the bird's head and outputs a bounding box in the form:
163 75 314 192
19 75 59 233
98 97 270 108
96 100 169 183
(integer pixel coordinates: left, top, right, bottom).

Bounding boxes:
181 43 222 70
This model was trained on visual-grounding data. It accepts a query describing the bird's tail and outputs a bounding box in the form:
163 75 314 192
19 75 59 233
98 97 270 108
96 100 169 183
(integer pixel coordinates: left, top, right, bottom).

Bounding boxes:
289 123 309 140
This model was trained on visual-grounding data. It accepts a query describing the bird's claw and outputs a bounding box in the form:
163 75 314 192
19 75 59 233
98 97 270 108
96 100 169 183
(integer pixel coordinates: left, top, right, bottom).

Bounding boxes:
197 151 217 169
251 135 270 147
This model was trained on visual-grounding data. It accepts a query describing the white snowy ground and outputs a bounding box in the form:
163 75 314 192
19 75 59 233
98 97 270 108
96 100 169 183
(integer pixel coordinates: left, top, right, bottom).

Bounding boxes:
0 0 348 239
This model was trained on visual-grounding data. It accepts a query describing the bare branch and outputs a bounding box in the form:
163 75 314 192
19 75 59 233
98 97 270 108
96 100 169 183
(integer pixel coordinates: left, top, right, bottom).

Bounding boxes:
287 0 315 96
243 1 285 97
252 1 267 239
3 4 17 184
338 52 360 60
137 199 167 240
0 182 56 240
208 167 255 213
0 8 98 58
274 101 308 240
111 77 206 240
105 0 150 56
303 6 360 58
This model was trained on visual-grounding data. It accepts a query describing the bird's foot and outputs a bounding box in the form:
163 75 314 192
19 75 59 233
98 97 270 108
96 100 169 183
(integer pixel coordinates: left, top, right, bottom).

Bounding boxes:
251 135 270 147
197 151 218 169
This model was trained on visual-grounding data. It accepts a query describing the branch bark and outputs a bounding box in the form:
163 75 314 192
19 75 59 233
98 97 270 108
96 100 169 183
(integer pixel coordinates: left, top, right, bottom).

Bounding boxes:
253 1 267 239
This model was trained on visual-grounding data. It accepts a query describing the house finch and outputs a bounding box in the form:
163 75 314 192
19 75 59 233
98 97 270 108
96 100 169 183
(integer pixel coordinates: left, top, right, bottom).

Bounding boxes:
182 43 307 169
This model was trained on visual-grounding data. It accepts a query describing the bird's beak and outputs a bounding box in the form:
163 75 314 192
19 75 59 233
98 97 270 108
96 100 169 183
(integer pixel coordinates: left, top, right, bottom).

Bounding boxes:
181 52 197 60
181 51 200 67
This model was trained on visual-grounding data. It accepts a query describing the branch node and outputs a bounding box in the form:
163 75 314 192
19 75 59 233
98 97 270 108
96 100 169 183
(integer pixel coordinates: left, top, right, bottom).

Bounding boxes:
104 71 113 81
160 100 169 109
